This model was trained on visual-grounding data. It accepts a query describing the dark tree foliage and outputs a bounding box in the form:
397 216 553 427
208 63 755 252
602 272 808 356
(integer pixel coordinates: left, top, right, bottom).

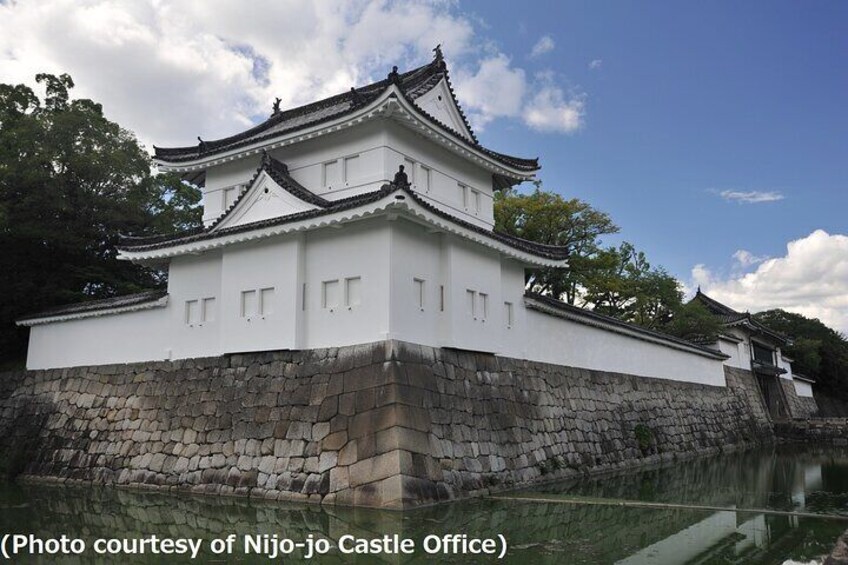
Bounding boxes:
754 309 848 400
663 300 723 344
582 242 683 330
494 186 682 331
0 74 201 365
494 186 619 304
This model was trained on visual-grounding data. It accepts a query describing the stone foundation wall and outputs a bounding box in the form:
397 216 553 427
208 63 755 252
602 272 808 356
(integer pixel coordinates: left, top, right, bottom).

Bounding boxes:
778 378 819 419
774 419 848 445
0 341 773 508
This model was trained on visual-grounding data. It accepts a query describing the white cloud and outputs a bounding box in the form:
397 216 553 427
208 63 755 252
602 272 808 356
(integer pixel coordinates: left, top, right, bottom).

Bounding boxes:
732 249 769 269
588 59 603 70
0 0 585 148
718 190 785 204
522 82 585 133
692 230 848 333
530 35 555 58
454 54 527 130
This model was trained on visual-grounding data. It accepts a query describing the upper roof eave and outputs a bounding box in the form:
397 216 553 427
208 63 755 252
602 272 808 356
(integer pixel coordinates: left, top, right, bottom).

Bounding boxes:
153 67 539 178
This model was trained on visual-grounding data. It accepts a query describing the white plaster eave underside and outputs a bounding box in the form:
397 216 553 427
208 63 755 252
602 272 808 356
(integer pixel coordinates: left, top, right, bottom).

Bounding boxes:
154 86 537 181
17 296 169 327
525 297 728 361
117 197 567 268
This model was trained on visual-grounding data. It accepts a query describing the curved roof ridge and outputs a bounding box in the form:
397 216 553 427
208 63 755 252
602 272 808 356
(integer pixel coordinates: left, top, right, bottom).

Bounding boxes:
154 58 443 160
153 54 537 172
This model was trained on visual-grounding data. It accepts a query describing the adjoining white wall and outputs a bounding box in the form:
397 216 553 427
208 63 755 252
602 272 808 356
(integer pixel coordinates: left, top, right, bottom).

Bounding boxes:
717 337 746 369
516 308 727 387
777 353 794 380
25 306 169 369
794 379 814 398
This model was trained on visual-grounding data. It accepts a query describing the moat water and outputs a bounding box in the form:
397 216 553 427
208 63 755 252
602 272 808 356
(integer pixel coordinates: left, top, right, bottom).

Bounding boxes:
1 445 847 564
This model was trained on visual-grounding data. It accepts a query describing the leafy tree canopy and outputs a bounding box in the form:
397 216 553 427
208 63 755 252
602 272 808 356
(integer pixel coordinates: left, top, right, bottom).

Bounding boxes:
495 186 682 331
663 300 723 344
754 309 848 400
494 186 618 304
0 73 201 365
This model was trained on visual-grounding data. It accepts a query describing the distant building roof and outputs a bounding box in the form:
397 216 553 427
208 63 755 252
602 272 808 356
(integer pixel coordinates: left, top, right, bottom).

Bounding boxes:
692 290 788 344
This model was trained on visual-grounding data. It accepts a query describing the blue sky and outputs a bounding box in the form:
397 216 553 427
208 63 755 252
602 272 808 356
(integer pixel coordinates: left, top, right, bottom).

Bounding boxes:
1 0 845 331
467 0 847 283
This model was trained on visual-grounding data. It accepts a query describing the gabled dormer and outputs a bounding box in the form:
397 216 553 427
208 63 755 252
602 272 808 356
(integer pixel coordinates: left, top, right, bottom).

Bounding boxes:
211 153 330 232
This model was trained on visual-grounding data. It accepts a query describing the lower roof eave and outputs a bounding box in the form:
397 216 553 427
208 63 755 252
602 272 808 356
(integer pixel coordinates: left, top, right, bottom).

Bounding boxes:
117 188 569 267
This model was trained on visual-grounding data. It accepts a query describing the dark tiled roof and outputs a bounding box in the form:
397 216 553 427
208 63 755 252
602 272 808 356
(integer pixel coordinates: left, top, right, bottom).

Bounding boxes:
692 290 787 344
525 292 728 358
153 57 538 172
119 178 568 261
17 290 167 323
752 361 787 376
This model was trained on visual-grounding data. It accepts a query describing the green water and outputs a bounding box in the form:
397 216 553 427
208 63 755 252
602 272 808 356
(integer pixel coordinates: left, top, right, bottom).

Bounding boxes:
1 445 847 564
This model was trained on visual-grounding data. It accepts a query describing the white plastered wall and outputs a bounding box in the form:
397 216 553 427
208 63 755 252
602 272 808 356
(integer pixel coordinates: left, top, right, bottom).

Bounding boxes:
25 307 169 369
516 308 727 386
220 237 302 354
302 219 391 348
794 379 814 398
199 119 498 230
26 216 726 386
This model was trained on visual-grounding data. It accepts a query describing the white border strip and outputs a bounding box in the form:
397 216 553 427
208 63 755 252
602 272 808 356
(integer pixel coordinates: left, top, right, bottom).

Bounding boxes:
17 295 168 327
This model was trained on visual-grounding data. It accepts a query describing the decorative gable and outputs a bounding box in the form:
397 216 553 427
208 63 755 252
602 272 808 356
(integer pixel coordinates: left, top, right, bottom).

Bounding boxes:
211 154 330 232
412 78 474 141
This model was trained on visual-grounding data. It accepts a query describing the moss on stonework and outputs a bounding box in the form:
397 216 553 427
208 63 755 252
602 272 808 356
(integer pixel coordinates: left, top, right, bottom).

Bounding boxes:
635 424 655 455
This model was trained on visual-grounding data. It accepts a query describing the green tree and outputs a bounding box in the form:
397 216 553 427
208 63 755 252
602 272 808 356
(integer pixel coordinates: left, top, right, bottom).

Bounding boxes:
495 186 683 331
494 187 619 304
754 309 848 400
0 73 201 365
583 242 683 330
664 300 723 343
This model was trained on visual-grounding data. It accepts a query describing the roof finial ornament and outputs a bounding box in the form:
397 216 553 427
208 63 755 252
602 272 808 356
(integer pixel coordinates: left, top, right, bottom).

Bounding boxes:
388 65 400 84
393 164 410 188
197 136 207 153
272 97 281 115
260 148 271 168
433 44 444 66
349 87 361 105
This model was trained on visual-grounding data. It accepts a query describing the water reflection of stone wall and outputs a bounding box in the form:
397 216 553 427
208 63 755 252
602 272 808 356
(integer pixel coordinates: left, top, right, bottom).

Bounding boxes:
0 341 773 508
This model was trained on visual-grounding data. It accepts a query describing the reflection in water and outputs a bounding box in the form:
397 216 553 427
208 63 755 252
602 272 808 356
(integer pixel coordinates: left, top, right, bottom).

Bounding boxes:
0 445 846 564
